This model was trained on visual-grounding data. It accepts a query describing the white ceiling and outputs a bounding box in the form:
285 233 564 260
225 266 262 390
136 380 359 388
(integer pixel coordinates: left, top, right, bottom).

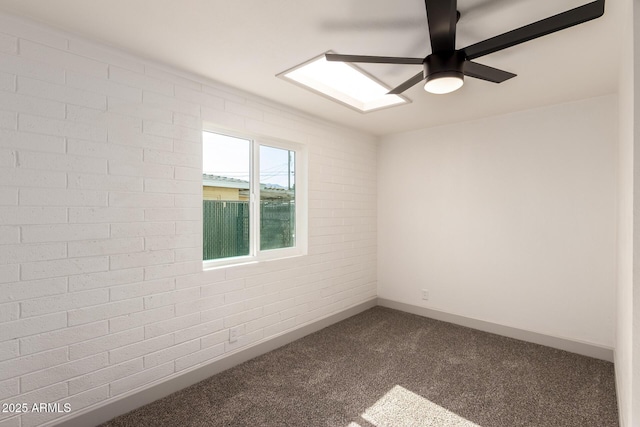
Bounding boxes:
0 0 622 136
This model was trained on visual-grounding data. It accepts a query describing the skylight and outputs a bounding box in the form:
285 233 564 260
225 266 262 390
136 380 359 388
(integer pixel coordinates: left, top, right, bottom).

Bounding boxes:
278 53 409 113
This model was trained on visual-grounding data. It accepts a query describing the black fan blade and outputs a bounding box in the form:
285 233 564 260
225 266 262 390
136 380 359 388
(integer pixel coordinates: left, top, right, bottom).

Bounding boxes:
425 0 458 53
325 53 423 65
462 0 604 60
388 71 425 95
463 61 516 83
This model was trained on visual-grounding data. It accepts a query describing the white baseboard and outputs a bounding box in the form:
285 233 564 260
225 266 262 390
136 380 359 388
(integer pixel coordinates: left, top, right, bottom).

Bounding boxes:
377 298 614 362
51 298 378 427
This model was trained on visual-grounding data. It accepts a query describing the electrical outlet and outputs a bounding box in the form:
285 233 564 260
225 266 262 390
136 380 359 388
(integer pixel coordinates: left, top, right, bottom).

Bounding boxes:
421 289 429 300
229 327 239 343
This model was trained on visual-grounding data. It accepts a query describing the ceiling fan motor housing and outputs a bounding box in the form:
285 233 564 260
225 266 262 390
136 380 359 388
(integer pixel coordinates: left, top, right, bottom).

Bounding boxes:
424 51 464 83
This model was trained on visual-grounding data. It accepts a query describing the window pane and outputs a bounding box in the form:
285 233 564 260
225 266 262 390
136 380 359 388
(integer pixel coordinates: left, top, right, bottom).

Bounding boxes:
259 145 295 251
202 132 251 261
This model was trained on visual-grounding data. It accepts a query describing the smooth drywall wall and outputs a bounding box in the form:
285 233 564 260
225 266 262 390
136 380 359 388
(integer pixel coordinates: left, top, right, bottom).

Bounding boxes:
378 95 617 348
616 0 634 424
633 0 640 420
0 13 377 427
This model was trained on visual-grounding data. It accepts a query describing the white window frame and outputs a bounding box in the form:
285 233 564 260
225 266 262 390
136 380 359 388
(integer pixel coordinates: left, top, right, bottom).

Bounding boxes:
202 127 307 270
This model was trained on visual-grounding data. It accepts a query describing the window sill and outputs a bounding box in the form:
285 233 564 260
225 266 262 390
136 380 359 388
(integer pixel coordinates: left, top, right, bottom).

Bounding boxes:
202 248 306 271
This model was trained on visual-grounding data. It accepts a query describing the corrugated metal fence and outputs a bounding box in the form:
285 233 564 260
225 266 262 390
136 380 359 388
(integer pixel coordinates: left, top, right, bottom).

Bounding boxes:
203 200 295 260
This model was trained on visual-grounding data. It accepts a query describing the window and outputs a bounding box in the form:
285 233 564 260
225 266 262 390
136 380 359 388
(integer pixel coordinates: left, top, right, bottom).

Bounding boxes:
202 129 306 266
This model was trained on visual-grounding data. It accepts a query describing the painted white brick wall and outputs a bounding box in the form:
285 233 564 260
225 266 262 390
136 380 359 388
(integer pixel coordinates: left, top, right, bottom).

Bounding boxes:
0 12 377 426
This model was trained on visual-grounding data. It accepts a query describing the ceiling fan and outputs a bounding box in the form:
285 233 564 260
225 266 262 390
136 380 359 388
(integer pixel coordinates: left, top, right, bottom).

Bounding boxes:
326 0 605 95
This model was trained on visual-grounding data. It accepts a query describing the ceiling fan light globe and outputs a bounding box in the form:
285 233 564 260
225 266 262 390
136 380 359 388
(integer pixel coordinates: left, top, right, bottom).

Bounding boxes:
424 76 464 94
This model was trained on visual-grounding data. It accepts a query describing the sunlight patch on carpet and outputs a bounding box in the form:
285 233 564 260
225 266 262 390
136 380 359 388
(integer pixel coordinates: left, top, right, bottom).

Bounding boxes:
353 385 482 427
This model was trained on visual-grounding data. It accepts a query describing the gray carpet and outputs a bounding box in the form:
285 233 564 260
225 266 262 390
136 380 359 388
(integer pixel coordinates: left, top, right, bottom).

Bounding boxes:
100 307 618 427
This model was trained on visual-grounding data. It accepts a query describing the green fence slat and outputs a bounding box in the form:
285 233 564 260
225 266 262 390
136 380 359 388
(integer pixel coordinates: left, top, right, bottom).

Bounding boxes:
203 200 294 261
